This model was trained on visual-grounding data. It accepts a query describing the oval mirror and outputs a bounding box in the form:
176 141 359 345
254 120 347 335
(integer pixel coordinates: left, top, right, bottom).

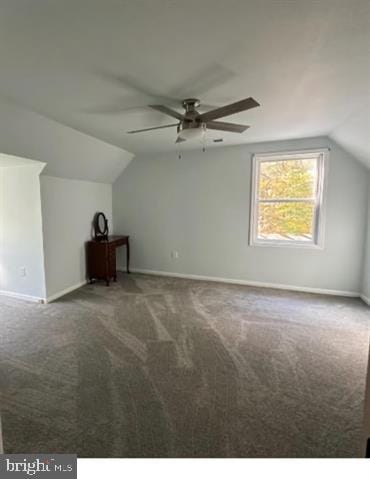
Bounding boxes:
94 212 109 240
97 213 106 233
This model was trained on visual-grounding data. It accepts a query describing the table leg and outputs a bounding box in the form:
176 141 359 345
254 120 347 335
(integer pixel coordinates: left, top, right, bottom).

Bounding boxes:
126 240 130 273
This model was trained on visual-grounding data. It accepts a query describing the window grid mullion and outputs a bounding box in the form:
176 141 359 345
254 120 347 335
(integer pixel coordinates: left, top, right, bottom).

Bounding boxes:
257 198 315 204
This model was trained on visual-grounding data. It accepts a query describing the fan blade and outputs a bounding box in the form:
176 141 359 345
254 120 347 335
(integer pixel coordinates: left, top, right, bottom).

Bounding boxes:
169 64 236 98
95 71 179 104
198 97 260 122
206 121 249 133
149 105 184 121
83 96 178 115
127 123 178 134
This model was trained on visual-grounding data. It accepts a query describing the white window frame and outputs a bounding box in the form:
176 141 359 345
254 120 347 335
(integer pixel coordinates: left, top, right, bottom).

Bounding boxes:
249 148 329 249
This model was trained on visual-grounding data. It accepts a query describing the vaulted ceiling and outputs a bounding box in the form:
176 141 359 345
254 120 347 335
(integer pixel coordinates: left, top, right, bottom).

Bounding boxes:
0 0 369 167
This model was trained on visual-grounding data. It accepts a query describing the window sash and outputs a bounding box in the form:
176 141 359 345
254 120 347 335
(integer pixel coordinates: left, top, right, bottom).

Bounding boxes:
250 149 328 248
256 200 316 243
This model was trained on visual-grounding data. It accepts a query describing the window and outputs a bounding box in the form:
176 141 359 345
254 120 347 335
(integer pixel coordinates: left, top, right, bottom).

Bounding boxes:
250 149 328 248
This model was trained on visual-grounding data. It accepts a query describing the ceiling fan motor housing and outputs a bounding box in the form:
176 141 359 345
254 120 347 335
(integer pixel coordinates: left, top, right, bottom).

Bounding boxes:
182 98 202 129
182 98 200 111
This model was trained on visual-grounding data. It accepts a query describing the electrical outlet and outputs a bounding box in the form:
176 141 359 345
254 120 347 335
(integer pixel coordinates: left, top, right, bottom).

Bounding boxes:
20 267 27 277
170 251 179 260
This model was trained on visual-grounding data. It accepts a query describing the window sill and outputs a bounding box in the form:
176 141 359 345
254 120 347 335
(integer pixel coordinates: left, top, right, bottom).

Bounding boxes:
249 240 324 250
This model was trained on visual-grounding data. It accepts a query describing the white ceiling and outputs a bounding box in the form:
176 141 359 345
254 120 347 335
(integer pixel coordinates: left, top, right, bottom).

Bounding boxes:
0 0 369 165
0 153 44 169
0 96 133 182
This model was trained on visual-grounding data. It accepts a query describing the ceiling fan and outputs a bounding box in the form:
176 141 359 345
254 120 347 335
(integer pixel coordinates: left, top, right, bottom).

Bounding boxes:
126 97 260 143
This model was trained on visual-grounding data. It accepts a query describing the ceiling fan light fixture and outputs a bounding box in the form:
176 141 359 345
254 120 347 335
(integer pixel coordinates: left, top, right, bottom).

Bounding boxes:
178 125 206 142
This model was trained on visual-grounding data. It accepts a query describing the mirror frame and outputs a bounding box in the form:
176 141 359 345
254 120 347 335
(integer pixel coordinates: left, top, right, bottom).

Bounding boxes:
94 212 109 241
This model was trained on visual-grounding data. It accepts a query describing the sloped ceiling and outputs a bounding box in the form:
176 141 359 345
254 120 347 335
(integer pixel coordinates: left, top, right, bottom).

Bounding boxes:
0 96 133 183
0 0 369 167
0 153 45 169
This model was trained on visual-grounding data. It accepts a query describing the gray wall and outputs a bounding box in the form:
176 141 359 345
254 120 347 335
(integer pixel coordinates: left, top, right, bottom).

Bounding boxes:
362 174 370 302
40 176 112 299
0 164 46 299
113 137 368 295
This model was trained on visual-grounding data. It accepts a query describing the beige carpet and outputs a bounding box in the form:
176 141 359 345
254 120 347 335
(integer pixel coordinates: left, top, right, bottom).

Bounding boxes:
0 273 369 457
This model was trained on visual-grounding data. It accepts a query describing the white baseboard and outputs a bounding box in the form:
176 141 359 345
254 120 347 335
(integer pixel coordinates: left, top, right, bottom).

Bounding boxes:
45 280 87 303
2 271 362 305
0 280 89 304
360 294 370 306
119 267 360 299
0 289 44 303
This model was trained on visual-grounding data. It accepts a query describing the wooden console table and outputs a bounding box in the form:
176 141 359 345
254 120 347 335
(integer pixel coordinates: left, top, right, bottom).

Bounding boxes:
86 235 130 286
